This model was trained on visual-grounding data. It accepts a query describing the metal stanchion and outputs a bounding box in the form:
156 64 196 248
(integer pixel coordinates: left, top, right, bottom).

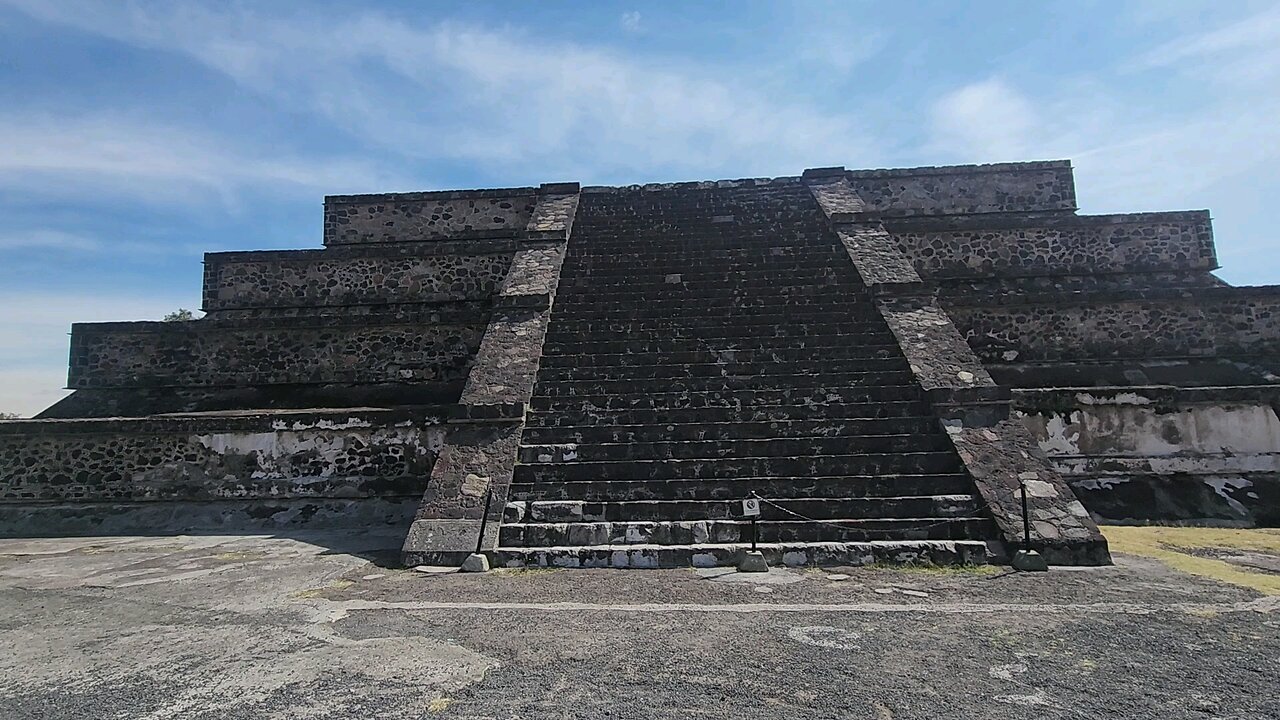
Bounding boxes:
1011 481 1047 572
461 488 493 573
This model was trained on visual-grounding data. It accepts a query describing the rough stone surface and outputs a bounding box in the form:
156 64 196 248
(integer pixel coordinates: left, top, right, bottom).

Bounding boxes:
879 299 995 393
847 161 1076 216
10 160 1280 561
526 192 580 240
203 247 512 311
459 310 551 406
944 419 1108 564
949 287 1280 362
496 241 567 303
4 532 1279 719
402 190 579 563
324 190 537 244
69 316 486 388
806 177 867 218
0 410 445 504
804 175 1106 563
887 210 1215 279
838 224 923 287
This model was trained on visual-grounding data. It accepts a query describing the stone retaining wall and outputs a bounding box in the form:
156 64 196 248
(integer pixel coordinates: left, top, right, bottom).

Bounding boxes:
846 161 1076 217
324 188 537 245
0 409 448 535
887 211 1214 279
949 287 1280 362
203 246 513 311
1014 387 1280 525
68 314 487 388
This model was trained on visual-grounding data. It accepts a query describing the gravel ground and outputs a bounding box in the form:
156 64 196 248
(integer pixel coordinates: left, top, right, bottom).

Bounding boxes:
1 531 1277 719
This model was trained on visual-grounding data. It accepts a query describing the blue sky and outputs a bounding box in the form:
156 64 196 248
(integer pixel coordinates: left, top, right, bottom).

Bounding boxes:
2 0 1279 415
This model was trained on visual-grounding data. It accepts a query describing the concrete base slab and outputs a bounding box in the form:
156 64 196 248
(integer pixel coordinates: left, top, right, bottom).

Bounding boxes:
737 550 769 573
461 553 491 573
1013 549 1049 572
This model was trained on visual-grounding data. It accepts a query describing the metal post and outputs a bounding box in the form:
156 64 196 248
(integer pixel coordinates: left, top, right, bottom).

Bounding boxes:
751 517 758 552
475 488 494 555
1019 481 1031 551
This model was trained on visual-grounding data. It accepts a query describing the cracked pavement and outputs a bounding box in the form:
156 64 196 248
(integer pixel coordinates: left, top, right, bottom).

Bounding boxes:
1 530 1277 719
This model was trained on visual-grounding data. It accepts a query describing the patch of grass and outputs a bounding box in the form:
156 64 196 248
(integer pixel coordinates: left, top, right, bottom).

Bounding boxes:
1102 525 1280 595
428 697 453 713
213 551 265 562
866 562 1002 575
290 579 355 599
493 566 561 576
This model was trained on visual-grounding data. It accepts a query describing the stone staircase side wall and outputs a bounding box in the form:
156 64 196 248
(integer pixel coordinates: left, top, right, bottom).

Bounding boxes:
402 186 580 566
803 169 1110 565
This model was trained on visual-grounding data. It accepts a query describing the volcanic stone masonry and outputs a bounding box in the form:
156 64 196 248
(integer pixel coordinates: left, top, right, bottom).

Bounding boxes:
4 160 1279 568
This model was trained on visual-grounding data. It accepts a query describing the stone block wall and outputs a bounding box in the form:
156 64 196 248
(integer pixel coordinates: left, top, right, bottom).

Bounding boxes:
1015 387 1280 526
202 243 514 312
803 169 1109 564
949 287 1280 363
402 186 580 565
324 189 538 245
846 161 1076 217
67 314 486 389
886 211 1215 281
0 408 447 535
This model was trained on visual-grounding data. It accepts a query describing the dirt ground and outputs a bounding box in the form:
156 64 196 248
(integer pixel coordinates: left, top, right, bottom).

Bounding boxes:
1 527 1278 719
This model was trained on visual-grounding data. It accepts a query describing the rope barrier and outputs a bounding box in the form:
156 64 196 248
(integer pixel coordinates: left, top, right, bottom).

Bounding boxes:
749 491 997 534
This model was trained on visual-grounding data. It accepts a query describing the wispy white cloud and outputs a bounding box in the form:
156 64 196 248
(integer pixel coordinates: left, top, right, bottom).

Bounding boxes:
0 228 209 256
0 229 101 252
0 1 882 179
0 114 413 207
620 11 642 33
1137 4 1280 77
930 79 1038 163
928 3 1280 217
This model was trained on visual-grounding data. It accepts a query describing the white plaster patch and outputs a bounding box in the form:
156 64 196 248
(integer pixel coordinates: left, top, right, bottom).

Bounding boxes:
787 625 861 650
1076 392 1153 406
1023 479 1058 498
994 689 1053 707
988 662 1027 680
1204 476 1253 516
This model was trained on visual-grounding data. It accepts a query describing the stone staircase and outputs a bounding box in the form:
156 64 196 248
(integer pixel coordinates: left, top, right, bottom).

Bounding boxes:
497 183 997 568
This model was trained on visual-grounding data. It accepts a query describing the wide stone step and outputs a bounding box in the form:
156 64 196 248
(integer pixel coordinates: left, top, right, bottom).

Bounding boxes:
513 452 962 482
551 296 871 317
507 473 977 502
492 540 992 569
500 517 993 546
566 245 844 262
535 372 917 397
542 325 894 345
522 400 931 427
546 309 877 329
568 258 847 278
529 386 924 412
507 494 980 522
541 337 902 357
572 227 830 242
555 273 852 293
550 309 883 327
518 433 953 462
570 237 834 253
553 285 861 305
521 416 940 444
535 358 909 382
538 346 904 369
